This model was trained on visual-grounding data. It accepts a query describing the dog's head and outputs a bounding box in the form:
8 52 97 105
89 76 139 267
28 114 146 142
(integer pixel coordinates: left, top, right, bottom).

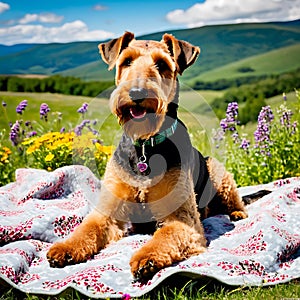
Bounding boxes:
99 32 200 141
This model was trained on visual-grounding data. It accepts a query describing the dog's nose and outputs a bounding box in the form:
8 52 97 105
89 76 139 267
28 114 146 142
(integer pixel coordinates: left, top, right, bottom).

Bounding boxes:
129 87 148 103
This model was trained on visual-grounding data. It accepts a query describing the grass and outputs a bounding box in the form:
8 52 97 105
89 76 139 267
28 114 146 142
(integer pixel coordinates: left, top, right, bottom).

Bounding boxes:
190 44 300 83
1 276 299 299
0 89 224 148
0 91 116 144
0 91 299 299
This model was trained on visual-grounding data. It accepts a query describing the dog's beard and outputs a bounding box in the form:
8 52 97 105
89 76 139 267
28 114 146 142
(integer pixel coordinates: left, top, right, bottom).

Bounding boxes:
122 112 165 141
110 85 169 141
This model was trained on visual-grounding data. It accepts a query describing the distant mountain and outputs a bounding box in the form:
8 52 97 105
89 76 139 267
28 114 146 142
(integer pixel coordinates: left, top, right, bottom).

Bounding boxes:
0 19 299 82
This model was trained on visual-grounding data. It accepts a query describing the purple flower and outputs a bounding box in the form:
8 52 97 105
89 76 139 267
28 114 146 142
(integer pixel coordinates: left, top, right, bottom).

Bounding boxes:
77 102 88 114
27 131 37 137
240 138 250 150
2 101 6 107
122 294 131 300
291 121 297 135
40 103 50 121
280 108 293 129
220 102 239 132
74 119 90 136
282 92 287 101
60 127 65 133
254 106 274 156
91 128 100 136
220 102 240 143
74 125 82 136
9 120 20 146
16 100 28 115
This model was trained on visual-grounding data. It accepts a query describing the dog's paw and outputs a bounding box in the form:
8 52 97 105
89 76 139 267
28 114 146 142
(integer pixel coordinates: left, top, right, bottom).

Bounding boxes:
131 259 160 282
230 210 248 221
47 242 84 268
130 250 167 281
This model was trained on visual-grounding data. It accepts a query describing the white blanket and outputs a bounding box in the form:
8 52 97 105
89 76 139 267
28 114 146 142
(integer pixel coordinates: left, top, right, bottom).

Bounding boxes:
0 165 299 298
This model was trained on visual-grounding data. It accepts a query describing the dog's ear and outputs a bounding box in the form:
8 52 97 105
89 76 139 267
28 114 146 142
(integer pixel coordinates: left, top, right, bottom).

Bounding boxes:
162 34 200 75
98 31 134 70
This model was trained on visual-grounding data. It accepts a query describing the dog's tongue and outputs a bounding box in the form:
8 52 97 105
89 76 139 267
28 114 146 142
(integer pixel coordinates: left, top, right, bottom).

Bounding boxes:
130 107 147 119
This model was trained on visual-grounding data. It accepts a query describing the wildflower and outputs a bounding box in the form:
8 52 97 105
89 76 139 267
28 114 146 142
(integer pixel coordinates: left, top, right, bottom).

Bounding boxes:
212 128 224 149
254 106 274 156
16 99 28 115
0 146 11 162
9 120 20 146
291 121 297 135
74 119 90 136
45 153 55 162
278 105 293 130
220 102 240 144
40 103 50 121
282 92 287 101
122 293 131 300
220 102 239 132
27 131 37 138
2 100 6 107
240 138 250 150
60 127 65 133
77 102 88 114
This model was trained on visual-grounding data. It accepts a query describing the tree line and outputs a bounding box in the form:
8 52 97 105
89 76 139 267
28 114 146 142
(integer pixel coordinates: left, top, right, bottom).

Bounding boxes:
0 68 299 125
0 75 114 98
192 68 300 92
209 68 300 124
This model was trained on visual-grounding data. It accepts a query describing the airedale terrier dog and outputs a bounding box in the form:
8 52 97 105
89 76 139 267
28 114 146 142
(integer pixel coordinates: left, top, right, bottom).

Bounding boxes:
47 32 248 281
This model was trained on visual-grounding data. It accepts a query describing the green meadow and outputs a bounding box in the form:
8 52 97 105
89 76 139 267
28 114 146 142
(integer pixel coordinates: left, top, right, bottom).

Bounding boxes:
0 89 299 299
190 44 300 83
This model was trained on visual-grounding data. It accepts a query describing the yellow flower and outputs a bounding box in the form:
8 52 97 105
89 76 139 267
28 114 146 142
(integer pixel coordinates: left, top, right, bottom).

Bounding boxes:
95 143 114 158
0 146 12 162
3 146 12 155
26 142 41 154
45 153 55 162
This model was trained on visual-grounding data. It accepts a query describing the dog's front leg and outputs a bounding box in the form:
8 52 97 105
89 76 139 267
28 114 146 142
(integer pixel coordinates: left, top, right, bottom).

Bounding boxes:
130 219 206 281
130 169 207 280
47 187 124 268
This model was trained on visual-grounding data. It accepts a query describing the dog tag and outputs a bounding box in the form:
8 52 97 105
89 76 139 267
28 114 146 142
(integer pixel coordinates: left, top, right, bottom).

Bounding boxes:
137 161 148 173
137 143 148 173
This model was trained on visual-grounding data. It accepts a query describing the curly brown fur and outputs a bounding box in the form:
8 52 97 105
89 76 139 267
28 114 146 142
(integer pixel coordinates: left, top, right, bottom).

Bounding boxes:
47 32 247 281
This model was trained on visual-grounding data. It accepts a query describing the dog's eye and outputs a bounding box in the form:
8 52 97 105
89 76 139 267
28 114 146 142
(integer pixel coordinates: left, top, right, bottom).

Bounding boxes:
155 59 170 73
121 57 132 67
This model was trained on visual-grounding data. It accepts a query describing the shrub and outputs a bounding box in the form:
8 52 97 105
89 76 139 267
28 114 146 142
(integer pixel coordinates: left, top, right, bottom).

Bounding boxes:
215 90 300 186
0 100 113 186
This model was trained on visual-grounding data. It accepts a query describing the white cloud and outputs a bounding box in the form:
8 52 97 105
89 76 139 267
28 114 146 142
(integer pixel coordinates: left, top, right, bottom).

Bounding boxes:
93 4 108 11
0 1 9 14
0 20 114 45
166 0 300 27
19 13 64 24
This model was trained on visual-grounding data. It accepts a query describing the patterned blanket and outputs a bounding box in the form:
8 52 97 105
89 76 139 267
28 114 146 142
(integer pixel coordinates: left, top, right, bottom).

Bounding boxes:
0 165 299 298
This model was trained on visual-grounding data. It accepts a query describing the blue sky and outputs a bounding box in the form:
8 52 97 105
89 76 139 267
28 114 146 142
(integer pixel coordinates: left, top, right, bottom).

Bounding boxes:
0 0 299 45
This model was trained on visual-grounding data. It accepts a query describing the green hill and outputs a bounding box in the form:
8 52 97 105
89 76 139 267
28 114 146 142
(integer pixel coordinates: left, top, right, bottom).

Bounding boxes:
0 20 299 82
190 44 300 83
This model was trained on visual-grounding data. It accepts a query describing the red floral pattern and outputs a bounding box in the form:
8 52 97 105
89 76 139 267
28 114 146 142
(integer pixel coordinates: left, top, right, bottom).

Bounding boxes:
52 215 83 238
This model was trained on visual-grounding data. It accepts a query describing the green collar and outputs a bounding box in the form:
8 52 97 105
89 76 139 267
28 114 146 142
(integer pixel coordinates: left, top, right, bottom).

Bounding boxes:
134 119 178 147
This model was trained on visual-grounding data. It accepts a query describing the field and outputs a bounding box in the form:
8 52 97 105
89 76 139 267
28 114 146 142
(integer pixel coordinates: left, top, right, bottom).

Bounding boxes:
191 44 300 83
0 90 299 299
0 89 224 147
